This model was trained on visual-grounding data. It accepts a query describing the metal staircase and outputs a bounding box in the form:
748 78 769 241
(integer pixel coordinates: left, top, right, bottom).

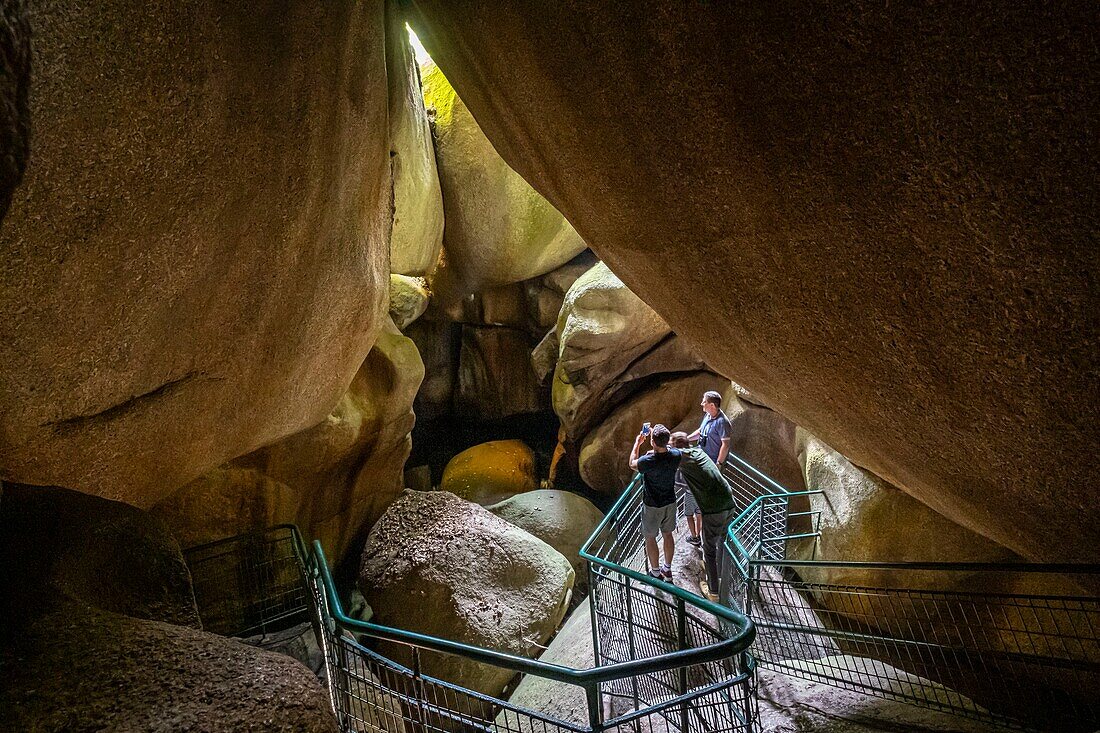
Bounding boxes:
184 454 1099 733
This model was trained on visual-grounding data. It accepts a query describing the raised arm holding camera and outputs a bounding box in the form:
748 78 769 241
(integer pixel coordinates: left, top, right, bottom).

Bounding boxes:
628 423 681 581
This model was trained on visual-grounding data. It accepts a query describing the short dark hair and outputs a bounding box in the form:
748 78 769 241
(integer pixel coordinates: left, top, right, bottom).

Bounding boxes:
651 424 671 447
670 431 689 449
703 390 722 407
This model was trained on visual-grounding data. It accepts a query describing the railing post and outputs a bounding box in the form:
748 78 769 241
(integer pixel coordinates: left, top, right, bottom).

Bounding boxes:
588 563 601 667
624 576 640 713
411 647 427 732
585 681 603 733
677 596 689 733
744 562 756 619
741 653 756 733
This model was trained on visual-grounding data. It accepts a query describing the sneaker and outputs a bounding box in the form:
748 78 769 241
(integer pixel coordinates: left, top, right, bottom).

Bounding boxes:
699 578 719 603
659 563 674 582
648 567 663 580
686 535 702 547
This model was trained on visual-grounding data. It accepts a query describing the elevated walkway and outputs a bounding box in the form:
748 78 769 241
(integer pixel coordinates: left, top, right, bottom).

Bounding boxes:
184 454 1099 733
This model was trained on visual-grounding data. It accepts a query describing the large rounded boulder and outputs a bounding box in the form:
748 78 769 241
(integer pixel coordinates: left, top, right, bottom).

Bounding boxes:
790 433 1092 727
488 490 604 592
358 490 574 696
793 432 1015 578
440 439 537 505
422 62 586 291
404 3 1098 563
386 10 443 276
0 1 392 505
0 485 336 732
554 262 707 440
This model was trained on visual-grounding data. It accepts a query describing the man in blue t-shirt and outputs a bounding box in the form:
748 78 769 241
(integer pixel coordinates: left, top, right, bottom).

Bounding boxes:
689 390 731 464
685 390 732 546
629 423 682 581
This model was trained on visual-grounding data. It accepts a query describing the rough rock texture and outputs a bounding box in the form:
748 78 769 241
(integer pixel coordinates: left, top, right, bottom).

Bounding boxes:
554 263 707 440
793 432 1016 579
150 467 300 550
155 317 424 564
488 490 604 593
0 1 391 505
389 274 430 329
0 486 336 732
386 5 443 276
0 0 29 220
531 327 560 383
722 389 808 497
579 372 728 493
789 434 1095 727
501 603 593 729
758 658 994 733
359 490 574 696
541 251 599 297
456 326 545 420
429 276 529 328
1 600 338 733
525 281 565 330
440 439 537 505
421 61 586 291
405 3 1099 563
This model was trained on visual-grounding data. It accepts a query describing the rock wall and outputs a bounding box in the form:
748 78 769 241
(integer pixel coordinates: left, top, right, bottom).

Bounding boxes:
154 317 424 564
579 372 728 493
0 0 29 219
422 61 586 292
403 2 1098 563
553 262 707 440
0 0 393 507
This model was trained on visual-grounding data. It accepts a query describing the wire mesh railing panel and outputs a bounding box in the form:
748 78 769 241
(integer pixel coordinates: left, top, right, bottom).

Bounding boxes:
602 670 758 733
745 564 1100 732
184 525 310 637
326 635 584 733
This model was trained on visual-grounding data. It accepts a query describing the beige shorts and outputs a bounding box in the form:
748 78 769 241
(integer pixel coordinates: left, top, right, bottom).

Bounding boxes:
641 502 677 538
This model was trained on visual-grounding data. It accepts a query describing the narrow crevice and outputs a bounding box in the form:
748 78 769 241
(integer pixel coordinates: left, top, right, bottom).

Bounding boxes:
46 371 225 429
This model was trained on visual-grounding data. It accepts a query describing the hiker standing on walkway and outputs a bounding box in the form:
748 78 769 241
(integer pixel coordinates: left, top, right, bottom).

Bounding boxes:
684 390 731 545
671 431 735 601
629 423 681 582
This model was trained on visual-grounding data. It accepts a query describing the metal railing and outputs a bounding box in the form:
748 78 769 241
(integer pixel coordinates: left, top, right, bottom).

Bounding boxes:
719 481 1100 732
580 474 758 733
185 509 759 733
